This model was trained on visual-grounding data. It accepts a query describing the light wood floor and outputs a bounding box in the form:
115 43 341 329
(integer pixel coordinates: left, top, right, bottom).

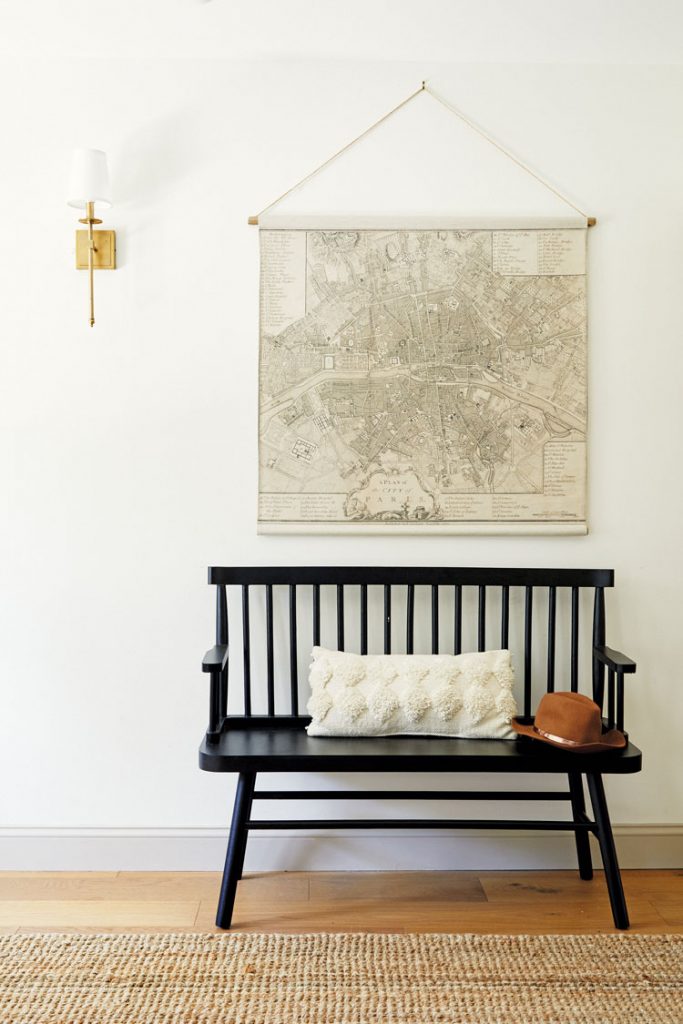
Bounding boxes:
0 871 682 934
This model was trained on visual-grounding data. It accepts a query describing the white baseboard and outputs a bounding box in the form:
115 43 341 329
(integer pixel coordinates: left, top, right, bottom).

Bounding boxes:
1 825 682 871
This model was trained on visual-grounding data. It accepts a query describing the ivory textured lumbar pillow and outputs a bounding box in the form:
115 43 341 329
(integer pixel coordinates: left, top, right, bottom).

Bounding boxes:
306 647 518 739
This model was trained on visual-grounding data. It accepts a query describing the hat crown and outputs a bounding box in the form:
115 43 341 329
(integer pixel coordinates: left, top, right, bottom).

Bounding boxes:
534 692 602 745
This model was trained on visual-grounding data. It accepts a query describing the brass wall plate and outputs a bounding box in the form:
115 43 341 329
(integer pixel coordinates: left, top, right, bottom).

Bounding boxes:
75 230 116 270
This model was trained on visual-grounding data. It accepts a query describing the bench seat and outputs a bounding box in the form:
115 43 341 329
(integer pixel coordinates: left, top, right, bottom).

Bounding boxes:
200 722 642 775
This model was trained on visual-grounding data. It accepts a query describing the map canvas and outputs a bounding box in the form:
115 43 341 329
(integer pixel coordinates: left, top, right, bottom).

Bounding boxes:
258 227 587 533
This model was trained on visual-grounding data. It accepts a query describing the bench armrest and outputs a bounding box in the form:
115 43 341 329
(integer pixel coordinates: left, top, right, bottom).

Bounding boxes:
593 645 636 673
202 644 229 673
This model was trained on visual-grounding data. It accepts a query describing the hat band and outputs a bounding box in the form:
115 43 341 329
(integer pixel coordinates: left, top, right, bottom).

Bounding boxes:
534 727 583 747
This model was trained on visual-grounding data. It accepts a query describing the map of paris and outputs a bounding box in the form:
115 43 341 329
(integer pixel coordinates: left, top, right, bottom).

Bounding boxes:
258 228 587 531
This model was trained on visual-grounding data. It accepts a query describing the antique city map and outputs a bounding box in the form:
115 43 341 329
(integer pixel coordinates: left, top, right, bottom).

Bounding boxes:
258 227 587 531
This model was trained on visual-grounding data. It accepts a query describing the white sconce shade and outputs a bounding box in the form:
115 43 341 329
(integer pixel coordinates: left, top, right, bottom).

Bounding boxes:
67 148 112 210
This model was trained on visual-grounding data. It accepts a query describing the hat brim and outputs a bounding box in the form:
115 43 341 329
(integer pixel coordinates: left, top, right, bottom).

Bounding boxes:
511 718 627 753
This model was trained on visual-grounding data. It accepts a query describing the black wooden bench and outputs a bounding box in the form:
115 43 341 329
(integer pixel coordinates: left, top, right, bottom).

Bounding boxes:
199 567 640 930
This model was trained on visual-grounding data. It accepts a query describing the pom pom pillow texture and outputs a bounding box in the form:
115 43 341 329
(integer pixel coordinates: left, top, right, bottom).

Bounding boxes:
306 647 518 739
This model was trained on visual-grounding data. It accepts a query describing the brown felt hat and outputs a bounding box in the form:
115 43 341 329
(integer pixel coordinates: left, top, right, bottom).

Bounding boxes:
512 691 626 753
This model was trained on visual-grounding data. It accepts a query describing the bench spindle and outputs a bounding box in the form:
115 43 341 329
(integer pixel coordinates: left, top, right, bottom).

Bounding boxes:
501 585 509 648
266 584 274 716
593 587 606 707
406 584 415 654
384 584 392 654
242 585 252 716
209 673 221 735
607 667 616 729
337 584 345 651
312 583 320 647
217 584 228 645
289 585 298 715
478 585 486 652
454 584 462 654
547 585 557 692
616 670 625 733
524 586 533 716
571 585 580 692
431 585 439 654
217 585 228 718
360 584 368 655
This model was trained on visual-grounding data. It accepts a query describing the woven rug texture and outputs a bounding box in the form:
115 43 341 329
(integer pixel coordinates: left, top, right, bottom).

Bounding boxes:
0 932 681 1024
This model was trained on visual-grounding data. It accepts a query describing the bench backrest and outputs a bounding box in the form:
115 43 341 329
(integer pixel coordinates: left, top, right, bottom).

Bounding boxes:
208 567 613 721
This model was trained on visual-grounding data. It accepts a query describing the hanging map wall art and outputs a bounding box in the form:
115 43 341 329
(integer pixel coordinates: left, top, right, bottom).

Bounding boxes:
258 225 587 534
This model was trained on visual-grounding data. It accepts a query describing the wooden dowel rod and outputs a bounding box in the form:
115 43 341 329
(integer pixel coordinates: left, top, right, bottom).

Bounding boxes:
249 214 597 228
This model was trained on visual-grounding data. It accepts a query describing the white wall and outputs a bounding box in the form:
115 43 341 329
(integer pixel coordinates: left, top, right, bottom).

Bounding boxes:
1 2 683 868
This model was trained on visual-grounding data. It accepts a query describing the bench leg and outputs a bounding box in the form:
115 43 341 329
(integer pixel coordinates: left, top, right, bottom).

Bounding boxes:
216 771 256 930
236 775 256 883
568 773 593 880
586 773 629 930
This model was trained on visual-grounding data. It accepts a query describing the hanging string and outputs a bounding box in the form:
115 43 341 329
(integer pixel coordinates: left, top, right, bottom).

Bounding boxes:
423 84 591 222
249 81 593 225
249 83 426 224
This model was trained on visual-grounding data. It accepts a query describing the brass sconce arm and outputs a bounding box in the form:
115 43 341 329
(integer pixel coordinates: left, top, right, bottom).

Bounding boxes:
75 203 115 327
79 202 101 327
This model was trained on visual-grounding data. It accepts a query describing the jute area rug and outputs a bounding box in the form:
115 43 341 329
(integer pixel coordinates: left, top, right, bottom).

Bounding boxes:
1 932 681 1024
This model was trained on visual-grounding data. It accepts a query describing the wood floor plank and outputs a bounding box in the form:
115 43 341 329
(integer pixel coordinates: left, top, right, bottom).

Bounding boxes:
0 872 118 879
648 898 683 926
223 873 310 903
15 925 208 935
614 870 683 896
480 870 610 902
309 871 485 902
0 900 199 928
0 872 307 903
0 875 163 900
480 870 683 904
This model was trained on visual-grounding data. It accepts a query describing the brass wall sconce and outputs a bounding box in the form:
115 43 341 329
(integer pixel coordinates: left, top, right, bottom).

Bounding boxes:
68 148 116 327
